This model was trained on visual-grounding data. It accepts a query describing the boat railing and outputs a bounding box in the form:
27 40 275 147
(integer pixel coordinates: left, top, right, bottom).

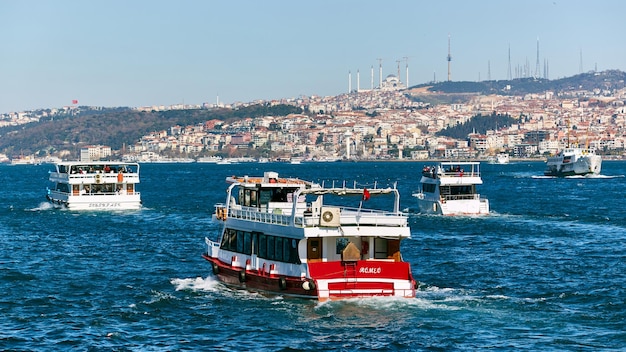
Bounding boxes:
439 170 479 178
205 237 221 258
50 171 140 183
50 189 141 197
421 168 480 179
442 194 480 201
217 203 406 228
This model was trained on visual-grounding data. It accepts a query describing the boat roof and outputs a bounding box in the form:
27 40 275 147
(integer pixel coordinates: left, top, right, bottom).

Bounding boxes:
226 172 397 196
432 161 481 166
226 172 318 188
54 161 139 166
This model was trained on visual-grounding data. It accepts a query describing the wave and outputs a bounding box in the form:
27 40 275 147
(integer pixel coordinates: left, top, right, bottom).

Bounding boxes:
25 202 56 211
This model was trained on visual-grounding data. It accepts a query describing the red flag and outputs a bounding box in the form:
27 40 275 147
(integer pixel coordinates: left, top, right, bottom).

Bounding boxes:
362 188 370 201
72 99 78 104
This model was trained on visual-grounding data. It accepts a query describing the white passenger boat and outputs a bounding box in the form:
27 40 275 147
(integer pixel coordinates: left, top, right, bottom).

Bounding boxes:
544 147 602 177
496 153 510 164
203 171 417 301
413 161 489 216
46 162 141 210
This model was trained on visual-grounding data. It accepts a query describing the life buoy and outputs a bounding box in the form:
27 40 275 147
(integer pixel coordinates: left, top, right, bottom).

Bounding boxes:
238 270 246 283
278 277 287 290
216 207 227 221
212 262 219 275
322 211 334 223
302 279 316 291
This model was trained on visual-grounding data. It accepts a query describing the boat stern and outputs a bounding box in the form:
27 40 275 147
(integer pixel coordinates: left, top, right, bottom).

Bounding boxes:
307 260 416 300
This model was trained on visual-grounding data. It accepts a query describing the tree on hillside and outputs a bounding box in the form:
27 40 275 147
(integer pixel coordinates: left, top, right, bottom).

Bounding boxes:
436 112 517 139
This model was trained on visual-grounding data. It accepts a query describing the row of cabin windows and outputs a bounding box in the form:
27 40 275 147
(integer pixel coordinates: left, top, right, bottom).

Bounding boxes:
423 184 475 195
220 228 301 265
238 187 301 208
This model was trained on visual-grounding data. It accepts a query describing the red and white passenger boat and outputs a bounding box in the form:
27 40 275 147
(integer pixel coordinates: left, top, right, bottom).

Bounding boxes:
203 171 417 300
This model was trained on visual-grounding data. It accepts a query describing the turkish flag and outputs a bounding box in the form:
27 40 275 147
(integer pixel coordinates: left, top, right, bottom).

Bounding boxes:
72 100 78 104
362 188 370 201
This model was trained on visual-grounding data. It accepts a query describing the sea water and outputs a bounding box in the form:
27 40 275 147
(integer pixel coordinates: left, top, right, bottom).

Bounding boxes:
1 161 625 350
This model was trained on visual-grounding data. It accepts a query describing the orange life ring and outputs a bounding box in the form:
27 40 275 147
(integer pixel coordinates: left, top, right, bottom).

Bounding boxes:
216 207 227 221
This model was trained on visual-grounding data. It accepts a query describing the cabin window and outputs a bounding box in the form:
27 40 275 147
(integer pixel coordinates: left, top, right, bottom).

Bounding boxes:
259 190 273 206
275 237 283 261
228 229 237 251
221 229 236 251
267 236 275 260
336 238 349 254
258 234 267 258
282 238 291 262
423 184 436 193
374 238 388 259
243 232 252 255
236 231 244 253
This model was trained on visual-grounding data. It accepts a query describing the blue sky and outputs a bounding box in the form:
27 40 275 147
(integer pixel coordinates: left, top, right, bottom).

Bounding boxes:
1 0 625 114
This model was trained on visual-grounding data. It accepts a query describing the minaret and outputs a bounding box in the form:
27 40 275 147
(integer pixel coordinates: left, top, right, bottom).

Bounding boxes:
377 58 383 88
356 69 360 92
348 70 351 93
404 56 409 88
370 65 374 90
447 34 452 82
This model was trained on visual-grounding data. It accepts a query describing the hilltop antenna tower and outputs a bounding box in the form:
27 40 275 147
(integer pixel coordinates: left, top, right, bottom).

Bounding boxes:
535 37 540 78
487 60 491 81
507 44 512 80
447 33 452 82
356 69 360 92
579 49 583 73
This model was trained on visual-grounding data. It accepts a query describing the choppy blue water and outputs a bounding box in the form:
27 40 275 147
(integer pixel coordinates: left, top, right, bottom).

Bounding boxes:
1 161 625 351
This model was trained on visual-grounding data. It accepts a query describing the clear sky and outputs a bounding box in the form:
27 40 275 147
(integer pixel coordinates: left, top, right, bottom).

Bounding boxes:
1 0 625 114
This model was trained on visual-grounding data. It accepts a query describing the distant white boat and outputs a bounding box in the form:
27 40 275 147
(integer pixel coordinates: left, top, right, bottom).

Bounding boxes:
46 161 141 210
413 161 489 216
197 156 222 163
496 153 510 164
544 147 602 177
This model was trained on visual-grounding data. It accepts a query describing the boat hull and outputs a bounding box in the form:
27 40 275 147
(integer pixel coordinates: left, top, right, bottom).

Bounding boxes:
202 255 416 301
416 198 489 216
47 194 142 210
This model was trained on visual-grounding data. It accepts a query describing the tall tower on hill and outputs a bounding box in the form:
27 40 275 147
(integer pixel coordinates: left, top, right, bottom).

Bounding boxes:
535 37 540 78
507 44 512 80
447 34 452 82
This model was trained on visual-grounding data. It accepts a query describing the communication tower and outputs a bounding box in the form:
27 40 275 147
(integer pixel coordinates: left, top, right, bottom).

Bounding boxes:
447 34 452 82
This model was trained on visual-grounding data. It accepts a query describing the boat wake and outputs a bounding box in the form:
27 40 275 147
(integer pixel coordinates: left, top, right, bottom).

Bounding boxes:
26 202 56 211
171 276 222 293
532 174 624 179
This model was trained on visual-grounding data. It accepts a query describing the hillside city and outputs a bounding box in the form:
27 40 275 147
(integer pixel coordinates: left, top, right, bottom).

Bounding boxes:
2 70 626 164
